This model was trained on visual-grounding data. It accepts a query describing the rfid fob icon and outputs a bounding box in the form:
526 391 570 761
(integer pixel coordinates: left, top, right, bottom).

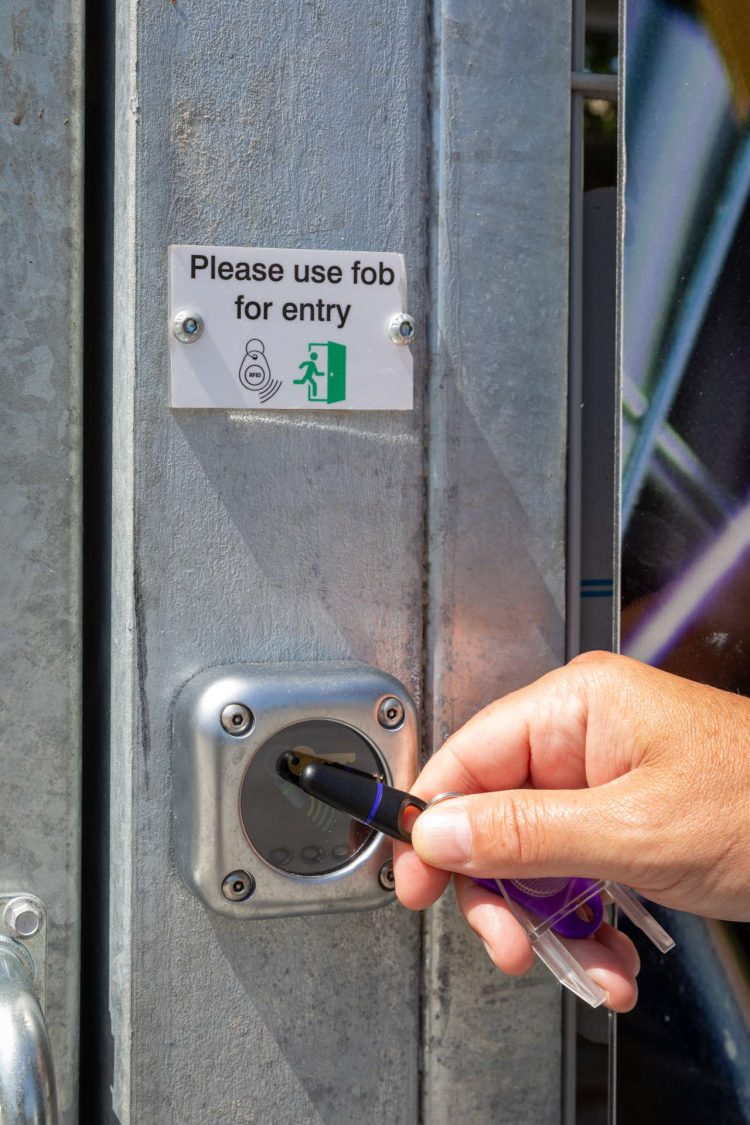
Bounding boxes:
238 339 282 404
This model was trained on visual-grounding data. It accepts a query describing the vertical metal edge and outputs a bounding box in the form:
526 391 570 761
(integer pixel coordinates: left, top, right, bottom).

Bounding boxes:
68 0 85 1110
614 0 626 662
424 0 573 1119
421 0 442 1118
563 1 586 1120
109 0 139 1117
418 0 439 1114
566 1 586 667
562 991 580 1125
608 8 628 1123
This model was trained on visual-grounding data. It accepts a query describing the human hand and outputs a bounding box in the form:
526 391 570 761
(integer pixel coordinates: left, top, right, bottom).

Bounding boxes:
393 652 750 1011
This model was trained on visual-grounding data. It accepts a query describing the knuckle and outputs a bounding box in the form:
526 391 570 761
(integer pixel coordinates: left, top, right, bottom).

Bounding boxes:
567 649 620 692
567 650 632 714
568 649 615 669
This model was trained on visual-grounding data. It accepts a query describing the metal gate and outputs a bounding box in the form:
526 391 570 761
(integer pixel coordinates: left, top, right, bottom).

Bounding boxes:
2 1 574 1120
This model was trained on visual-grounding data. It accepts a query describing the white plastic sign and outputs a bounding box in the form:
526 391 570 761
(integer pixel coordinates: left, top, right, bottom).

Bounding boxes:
168 245 413 410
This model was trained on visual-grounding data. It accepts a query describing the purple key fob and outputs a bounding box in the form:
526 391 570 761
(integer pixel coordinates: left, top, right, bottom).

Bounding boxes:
473 876 603 938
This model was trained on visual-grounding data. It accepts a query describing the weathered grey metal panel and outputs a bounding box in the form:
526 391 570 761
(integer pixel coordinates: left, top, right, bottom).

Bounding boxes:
0 0 83 1118
111 2 427 1121
424 1 572 1120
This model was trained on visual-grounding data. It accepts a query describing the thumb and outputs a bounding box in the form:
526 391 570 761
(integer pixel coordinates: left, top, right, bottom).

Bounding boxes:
410 781 646 886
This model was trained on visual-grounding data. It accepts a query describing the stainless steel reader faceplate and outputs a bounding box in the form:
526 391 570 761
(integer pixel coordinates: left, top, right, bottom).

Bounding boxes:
173 663 419 918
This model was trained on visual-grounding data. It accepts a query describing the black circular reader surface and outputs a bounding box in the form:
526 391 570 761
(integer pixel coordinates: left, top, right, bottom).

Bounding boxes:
240 719 384 876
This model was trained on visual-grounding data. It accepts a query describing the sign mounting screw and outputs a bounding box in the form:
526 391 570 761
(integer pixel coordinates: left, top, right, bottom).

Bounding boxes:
173 308 205 343
388 312 415 345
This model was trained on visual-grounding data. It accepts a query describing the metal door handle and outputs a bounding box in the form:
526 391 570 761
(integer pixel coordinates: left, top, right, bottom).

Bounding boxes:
0 937 58 1124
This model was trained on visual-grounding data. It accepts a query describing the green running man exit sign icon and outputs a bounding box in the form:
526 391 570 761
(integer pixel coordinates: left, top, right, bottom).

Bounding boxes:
294 342 347 404
168 245 413 410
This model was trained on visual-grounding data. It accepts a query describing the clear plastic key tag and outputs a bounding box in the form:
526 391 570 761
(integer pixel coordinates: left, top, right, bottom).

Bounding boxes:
491 877 675 1007
427 794 675 1008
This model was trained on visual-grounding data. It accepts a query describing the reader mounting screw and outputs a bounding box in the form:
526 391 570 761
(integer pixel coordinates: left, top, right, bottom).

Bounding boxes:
220 703 254 736
388 312 415 345
378 860 395 892
222 871 256 902
4 897 45 939
377 696 405 729
173 308 204 343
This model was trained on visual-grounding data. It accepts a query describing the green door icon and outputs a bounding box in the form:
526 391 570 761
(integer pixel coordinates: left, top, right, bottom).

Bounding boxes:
321 341 346 404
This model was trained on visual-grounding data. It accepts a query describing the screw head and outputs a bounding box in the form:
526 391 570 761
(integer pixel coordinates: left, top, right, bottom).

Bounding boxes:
173 308 205 343
377 696 405 729
378 860 395 892
388 312 415 345
221 871 255 902
220 703 254 736
4 897 45 939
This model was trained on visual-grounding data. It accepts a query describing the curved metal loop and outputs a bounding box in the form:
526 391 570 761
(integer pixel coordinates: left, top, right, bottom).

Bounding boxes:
423 791 466 810
0 937 58 1124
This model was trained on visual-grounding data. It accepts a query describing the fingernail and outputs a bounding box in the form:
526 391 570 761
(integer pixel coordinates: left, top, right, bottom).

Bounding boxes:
483 941 496 965
413 807 472 864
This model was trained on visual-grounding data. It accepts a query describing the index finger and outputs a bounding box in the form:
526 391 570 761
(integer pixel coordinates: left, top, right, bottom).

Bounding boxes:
412 667 589 801
393 837 451 909
396 667 592 910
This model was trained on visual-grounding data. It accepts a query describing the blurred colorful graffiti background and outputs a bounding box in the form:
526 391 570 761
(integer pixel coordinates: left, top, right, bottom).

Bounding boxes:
620 0 750 1119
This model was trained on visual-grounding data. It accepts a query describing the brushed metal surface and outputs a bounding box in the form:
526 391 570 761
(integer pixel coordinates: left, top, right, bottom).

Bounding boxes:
423 1 572 1120
110 0 572 1118
110 2 427 1120
1 1 83 1118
